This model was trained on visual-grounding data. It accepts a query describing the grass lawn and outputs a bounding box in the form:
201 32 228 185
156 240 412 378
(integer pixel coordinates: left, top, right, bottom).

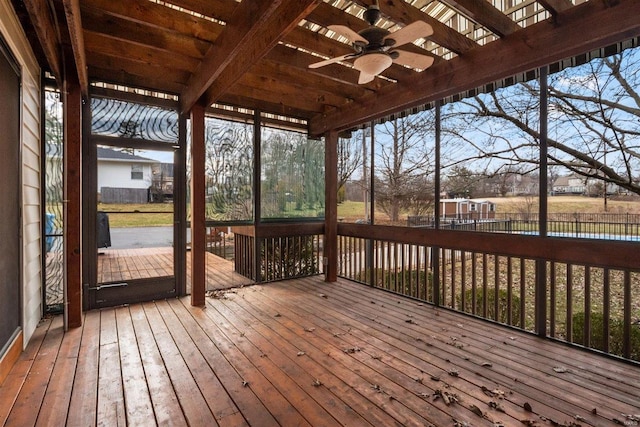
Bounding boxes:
98 203 174 227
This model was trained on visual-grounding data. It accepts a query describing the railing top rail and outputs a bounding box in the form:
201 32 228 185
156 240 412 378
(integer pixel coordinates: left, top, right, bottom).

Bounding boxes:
338 223 640 271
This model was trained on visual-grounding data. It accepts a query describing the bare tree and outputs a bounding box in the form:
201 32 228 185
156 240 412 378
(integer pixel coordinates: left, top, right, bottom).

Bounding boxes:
375 114 435 223
337 133 362 196
441 47 640 195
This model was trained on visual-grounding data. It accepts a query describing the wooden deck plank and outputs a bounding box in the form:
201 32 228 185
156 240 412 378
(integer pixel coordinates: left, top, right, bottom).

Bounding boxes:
168 299 280 427
66 310 101 427
227 284 495 427
2 275 639 427
287 278 640 425
128 304 188 427
198 300 355 427
0 318 52 426
35 320 84 426
207 293 408 427
96 310 126 426
252 280 567 425
328 279 640 409
153 300 247 426
141 301 219 427
4 316 64 427
179 300 315 427
115 306 156 426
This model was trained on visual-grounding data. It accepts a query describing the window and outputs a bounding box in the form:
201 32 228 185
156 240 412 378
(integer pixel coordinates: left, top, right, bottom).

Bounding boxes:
131 164 143 180
470 203 477 211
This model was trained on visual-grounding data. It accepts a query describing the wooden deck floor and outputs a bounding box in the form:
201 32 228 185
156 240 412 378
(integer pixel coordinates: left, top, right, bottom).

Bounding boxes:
97 247 254 291
1 276 639 426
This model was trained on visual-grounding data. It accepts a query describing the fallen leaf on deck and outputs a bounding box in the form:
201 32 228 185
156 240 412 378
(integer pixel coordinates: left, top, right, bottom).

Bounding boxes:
274 313 281 317
343 346 361 354
520 420 536 426
448 369 460 377
433 389 459 406
297 351 305 356
312 379 322 387
242 380 249 387
405 319 417 324
489 401 506 413
523 402 533 412
304 327 315 332
319 293 328 298
470 404 484 417
481 362 493 367
553 366 569 373
430 375 441 381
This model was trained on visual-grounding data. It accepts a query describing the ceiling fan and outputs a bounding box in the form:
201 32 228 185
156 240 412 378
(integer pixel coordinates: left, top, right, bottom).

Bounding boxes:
308 0 435 84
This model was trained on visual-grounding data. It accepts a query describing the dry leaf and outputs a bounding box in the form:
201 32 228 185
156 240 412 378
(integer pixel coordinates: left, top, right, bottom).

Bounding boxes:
470 404 484 417
296 351 305 356
312 379 322 387
553 366 569 373
489 401 506 413
448 369 460 377
319 293 328 298
523 402 533 412
242 380 249 387
304 327 315 332
481 362 493 367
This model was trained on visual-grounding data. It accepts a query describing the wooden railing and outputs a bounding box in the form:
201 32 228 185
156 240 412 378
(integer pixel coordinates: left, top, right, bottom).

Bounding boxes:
337 223 640 362
232 223 324 283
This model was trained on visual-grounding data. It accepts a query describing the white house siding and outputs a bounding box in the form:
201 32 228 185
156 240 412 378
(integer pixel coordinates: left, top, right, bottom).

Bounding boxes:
1 0 43 347
98 160 154 191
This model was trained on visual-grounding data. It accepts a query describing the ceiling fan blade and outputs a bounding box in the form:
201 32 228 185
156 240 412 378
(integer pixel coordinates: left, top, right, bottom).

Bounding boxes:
383 21 433 48
328 25 368 45
391 50 435 70
358 71 375 85
308 54 355 69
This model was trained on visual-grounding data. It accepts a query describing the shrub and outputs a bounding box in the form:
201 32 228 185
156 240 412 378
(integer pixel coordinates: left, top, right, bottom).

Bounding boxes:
355 268 434 301
459 288 522 327
572 312 640 361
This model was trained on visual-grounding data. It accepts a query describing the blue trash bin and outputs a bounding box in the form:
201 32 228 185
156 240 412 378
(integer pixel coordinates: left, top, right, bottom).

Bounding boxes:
45 212 55 252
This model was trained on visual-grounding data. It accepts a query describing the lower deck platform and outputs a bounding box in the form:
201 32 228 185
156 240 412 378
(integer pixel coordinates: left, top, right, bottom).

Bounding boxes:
1 276 638 426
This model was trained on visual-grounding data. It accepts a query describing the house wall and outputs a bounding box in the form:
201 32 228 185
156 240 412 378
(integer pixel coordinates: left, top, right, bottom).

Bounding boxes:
98 161 153 192
1 0 42 347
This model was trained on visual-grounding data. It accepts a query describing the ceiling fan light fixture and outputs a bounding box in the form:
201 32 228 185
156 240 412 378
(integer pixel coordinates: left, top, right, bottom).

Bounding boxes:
353 53 392 77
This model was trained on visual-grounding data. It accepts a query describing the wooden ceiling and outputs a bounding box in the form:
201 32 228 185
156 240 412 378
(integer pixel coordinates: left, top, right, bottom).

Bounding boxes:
13 0 640 136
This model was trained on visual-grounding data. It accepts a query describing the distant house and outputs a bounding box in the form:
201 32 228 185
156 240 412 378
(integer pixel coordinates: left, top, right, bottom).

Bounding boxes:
97 147 156 203
440 198 496 220
552 174 586 194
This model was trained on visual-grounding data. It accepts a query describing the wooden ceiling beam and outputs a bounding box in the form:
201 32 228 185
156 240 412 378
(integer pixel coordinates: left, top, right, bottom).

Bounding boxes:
256 58 370 101
84 31 200 72
347 0 478 54
22 0 62 81
218 93 314 121
230 80 331 114
309 0 640 136
89 66 186 95
82 0 222 43
438 0 520 37
238 72 351 110
180 0 322 114
158 0 238 24
88 52 190 88
81 7 211 60
537 0 573 15
62 0 88 97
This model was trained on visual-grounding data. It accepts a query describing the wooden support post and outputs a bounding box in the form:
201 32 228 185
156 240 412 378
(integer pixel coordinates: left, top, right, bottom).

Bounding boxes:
324 130 338 282
190 103 206 306
253 111 262 283
64 58 83 328
174 114 188 296
536 65 549 336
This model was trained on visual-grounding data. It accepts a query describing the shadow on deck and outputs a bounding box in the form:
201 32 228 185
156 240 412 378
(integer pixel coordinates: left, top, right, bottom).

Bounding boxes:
1 276 639 426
